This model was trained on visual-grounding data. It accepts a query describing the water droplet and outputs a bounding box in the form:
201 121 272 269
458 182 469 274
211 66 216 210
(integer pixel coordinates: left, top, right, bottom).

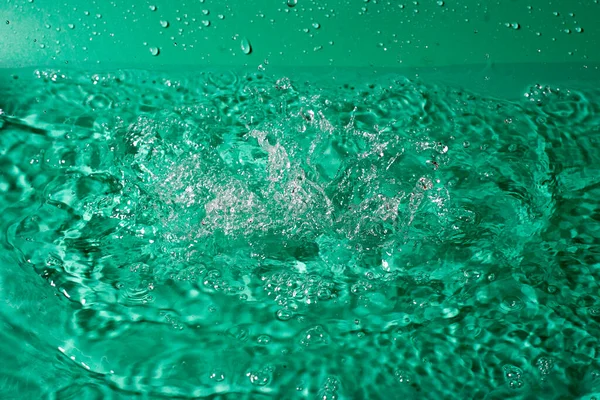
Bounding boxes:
437 0 444 5
575 26 583 33
149 47 160 56
5 20 9 25
68 23 75 29
553 11 559 16
217 14 225 19
160 20 169 28
312 22 320 29
202 20 211 27
287 0 298 7
240 37 252 55
149 5 157 11
564 28 571 34
202 9 210 15
512 22 520 30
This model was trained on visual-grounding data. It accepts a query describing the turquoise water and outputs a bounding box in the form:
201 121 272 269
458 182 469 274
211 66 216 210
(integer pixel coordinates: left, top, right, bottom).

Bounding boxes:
1 67 600 399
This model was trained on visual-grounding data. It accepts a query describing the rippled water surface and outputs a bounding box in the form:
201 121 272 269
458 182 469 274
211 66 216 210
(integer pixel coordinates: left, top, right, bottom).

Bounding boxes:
1 67 600 399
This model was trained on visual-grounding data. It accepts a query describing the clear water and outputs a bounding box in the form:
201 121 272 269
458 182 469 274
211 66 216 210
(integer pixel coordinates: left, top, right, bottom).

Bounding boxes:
1 67 600 399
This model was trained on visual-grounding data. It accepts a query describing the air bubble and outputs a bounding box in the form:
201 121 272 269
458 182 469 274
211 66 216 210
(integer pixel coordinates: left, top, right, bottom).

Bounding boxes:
276 308 293 321
500 296 524 312
287 0 298 7
257 334 271 344
160 20 169 28
202 20 211 27
575 27 583 33
437 0 444 5
511 23 520 30
209 369 225 382
312 22 321 29
149 5 157 11
68 23 75 29
149 47 160 56
240 37 252 55
248 368 271 386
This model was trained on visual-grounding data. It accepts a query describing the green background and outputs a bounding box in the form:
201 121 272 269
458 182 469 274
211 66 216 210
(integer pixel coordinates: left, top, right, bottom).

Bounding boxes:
1 0 599 69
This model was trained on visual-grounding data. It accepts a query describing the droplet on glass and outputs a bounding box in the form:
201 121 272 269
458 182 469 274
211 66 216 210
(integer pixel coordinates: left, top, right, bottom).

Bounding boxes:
287 0 298 7
149 5 157 11
240 37 252 55
160 20 169 28
150 47 160 56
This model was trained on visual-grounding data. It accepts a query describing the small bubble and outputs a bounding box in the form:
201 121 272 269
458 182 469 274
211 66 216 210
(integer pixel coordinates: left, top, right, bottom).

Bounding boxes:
217 14 225 19
312 22 321 29
276 308 293 321
240 37 252 55
437 0 444 5
512 22 520 30
202 20 211 27
257 334 271 345
564 28 571 34
149 47 160 56
248 369 270 386
149 5 157 11
500 296 524 312
68 23 75 29
575 26 583 33
589 307 600 316
553 11 559 16
395 369 412 383
160 20 169 28
287 0 298 7
5 20 9 25
209 369 225 382
509 379 524 389
202 9 210 15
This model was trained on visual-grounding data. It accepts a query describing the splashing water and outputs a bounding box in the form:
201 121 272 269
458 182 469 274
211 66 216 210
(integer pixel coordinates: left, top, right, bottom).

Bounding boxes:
1 67 600 399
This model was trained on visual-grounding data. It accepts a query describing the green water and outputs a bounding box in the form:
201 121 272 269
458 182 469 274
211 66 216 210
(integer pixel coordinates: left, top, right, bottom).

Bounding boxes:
1 67 600 399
